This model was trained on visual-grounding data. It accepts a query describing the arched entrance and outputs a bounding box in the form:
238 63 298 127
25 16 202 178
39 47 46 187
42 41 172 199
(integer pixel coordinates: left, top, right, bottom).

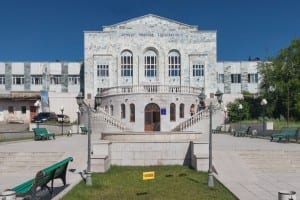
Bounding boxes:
144 103 160 131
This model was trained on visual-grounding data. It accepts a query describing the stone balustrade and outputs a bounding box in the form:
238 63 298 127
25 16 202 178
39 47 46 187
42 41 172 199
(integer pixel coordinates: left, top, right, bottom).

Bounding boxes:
100 85 201 97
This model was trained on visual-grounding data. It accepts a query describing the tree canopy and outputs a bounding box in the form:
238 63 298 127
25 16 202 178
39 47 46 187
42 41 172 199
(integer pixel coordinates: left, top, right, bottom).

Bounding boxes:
259 38 300 122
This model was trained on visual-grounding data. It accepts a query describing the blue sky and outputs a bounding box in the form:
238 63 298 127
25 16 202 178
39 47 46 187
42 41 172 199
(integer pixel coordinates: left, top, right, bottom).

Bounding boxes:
0 0 299 61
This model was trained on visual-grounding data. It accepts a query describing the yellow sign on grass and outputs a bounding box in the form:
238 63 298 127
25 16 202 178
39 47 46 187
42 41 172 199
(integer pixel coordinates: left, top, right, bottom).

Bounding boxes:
143 171 155 180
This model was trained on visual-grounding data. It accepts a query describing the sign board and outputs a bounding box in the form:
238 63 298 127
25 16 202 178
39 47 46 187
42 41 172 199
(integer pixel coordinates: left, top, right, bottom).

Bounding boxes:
143 171 155 180
161 108 166 115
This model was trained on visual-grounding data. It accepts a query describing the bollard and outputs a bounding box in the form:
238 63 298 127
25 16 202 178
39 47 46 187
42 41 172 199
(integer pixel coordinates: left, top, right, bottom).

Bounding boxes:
0 190 16 200
278 191 296 200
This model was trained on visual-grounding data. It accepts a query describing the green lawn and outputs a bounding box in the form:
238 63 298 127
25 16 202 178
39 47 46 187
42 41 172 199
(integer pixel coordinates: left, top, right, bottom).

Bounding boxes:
63 165 237 200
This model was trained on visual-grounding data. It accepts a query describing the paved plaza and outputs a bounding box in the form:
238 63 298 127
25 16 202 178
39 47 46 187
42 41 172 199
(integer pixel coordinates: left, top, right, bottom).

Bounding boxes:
0 132 299 199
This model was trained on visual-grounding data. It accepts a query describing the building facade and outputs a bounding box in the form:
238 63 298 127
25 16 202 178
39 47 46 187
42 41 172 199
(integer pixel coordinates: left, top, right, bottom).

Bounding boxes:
84 14 260 131
0 14 260 130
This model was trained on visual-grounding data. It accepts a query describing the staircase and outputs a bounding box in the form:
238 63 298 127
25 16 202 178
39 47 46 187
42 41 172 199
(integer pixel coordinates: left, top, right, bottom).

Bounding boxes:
92 108 130 132
172 102 224 132
172 109 210 131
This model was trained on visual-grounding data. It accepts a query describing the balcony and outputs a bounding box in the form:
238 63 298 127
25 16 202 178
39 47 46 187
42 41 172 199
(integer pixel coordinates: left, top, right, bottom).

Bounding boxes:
100 85 201 97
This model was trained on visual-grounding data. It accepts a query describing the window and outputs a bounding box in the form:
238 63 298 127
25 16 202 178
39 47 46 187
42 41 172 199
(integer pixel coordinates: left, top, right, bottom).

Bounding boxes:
8 106 14 113
0 75 5 84
193 64 204 76
12 75 24 85
121 51 133 76
21 106 26 114
68 75 80 85
168 51 181 77
217 73 224 83
121 103 126 119
231 74 241 83
105 105 109 113
97 65 109 77
170 103 176 121
31 75 43 85
50 75 62 85
144 50 157 77
110 105 114 116
130 104 135 122
248 73 258 83
180 103 184 118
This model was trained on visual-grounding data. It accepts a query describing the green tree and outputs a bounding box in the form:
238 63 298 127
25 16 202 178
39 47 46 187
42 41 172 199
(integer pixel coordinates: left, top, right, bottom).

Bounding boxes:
259 38 300 124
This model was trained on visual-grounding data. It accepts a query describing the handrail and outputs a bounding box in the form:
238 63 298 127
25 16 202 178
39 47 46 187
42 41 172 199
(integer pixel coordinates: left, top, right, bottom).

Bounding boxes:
172 103 220 132
100 85 201 97
93 107 129 131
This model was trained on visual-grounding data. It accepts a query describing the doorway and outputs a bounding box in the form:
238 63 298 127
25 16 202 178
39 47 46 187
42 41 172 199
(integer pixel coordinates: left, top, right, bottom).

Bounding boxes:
144 103 160 131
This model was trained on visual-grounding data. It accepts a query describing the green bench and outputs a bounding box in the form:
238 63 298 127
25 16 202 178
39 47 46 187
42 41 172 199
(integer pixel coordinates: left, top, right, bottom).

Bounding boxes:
11 157 73 199
212 125 222 134
234 125 251 137
270 127 298 142
80 126 88 135
33 128 55 140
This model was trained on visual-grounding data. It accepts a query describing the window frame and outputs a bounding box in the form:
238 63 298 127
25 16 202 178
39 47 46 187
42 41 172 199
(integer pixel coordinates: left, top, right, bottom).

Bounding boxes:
31 75 43 85
97 65 109 77
192 64 204 77
231 74 241 83
121 51 133 77
12 75 24 85
144 50 157 77
168 51 181 77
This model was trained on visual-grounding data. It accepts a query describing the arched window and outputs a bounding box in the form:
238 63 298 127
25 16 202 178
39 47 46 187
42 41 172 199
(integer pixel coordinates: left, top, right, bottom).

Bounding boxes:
110 105 114 116
170 103 176 121
130 103 135 122
121 104 125 119
144 50 157 77
168 51 181 77
121 50 133 76
180 103 184 118
105 105 109 113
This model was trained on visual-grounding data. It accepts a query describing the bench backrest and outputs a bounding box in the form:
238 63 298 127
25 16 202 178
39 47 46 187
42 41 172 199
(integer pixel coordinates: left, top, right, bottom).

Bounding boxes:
279 127 298 136
80 126 88 132
33 128 49 135
239 125 250 132
43 157 73 179
12 157 73 196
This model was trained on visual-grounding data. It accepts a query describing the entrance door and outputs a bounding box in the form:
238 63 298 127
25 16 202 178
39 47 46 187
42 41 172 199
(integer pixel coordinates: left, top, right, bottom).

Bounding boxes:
144 103 160 131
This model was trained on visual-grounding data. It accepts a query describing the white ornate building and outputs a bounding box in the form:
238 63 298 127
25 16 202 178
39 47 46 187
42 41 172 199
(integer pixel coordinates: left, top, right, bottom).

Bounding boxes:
0 14 260 130
84 14 259 131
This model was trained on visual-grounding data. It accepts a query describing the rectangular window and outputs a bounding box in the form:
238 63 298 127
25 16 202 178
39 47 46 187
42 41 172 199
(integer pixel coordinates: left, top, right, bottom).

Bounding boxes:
0 75 5 84
248 73 258 83
192 65 204 76
50 75 62 85
97 65 109 77
217 73 224 83
31 75 43 85
231 74 241 83
12 75 24 85
68 75 80 85
21 106 26 114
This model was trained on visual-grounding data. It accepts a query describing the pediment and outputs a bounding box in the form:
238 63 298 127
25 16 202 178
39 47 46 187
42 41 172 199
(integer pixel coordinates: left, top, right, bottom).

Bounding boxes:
103 14 198 32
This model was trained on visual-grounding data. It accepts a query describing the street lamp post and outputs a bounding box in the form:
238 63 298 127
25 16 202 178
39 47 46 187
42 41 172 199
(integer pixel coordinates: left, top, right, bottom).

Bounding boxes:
238 104 243 129
260 98 268 133
198 89 223 187
60 106 64 135
76 92 101 186
224 105 227 132
34 100 41 128
76 109 80 134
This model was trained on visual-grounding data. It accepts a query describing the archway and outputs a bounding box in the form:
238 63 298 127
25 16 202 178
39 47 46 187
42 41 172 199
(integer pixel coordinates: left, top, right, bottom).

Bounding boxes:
144 103 160 131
